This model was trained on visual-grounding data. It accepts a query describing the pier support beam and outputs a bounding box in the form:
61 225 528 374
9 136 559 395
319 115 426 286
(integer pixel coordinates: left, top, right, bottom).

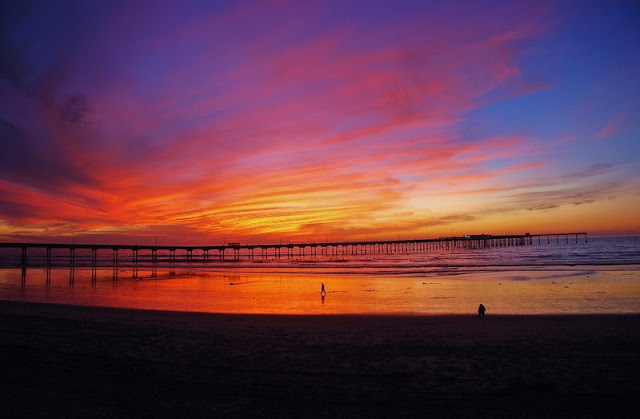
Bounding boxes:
0 233 589 271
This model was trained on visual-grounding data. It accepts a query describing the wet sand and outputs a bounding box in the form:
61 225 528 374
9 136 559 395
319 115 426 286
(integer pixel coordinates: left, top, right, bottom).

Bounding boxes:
6 267 640 315
1 300 639 418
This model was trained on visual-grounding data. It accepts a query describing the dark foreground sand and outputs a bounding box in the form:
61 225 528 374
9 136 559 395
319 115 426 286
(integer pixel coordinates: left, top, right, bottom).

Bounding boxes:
1 301 639 418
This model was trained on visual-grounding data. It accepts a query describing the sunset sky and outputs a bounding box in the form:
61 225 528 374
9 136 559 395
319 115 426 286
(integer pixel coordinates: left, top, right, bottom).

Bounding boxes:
1 0 638 245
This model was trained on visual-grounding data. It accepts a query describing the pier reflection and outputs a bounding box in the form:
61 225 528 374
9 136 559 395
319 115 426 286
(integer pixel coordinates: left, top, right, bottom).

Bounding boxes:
4 262 639 316
20 267 26 296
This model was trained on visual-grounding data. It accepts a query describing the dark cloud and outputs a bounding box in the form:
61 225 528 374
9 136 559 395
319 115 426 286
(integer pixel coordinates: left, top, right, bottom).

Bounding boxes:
528 204 558 211
0 1 31 89
0 198 41 221
60 93 89 123
0 1 58 106
0 2 101 198
0 117 96 190
555 163 614 182
573 199 595 206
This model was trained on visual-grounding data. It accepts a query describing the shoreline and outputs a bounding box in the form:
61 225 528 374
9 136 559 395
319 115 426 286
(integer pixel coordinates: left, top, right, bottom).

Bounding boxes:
3 298 640 318
2 300 639 417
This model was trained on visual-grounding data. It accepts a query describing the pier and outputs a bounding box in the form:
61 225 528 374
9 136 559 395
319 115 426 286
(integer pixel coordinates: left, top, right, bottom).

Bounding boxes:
0 232 587 267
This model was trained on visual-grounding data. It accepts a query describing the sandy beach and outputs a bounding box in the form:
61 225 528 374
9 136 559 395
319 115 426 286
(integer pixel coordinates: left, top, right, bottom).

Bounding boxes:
1 300 639 418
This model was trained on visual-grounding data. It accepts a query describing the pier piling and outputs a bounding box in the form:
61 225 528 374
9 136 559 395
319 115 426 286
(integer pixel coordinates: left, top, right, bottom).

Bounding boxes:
1 232 588 267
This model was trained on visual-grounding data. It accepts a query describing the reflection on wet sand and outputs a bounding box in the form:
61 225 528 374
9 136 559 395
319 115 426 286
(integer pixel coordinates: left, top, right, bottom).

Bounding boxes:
2 267 640 315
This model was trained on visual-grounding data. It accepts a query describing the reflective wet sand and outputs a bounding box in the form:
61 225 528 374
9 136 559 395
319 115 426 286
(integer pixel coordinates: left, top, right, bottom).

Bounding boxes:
2 266 639 314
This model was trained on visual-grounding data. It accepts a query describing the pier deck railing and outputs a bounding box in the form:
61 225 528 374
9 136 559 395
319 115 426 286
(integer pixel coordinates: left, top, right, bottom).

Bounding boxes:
0 233 587 266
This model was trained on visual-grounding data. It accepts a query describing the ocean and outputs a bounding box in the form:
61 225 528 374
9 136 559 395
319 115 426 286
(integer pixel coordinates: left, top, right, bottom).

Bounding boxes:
1 235 638 315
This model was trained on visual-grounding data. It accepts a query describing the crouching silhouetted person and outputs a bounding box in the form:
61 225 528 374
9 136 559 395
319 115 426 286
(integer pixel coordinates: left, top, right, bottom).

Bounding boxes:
478 303 486 317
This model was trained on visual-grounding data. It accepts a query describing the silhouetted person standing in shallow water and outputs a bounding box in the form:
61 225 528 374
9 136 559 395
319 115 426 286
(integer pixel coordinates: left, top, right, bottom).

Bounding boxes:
478 304 486 317
321 283 326 295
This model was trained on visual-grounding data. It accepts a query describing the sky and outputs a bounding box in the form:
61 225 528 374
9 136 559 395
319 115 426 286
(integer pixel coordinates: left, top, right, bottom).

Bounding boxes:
0 0 639 245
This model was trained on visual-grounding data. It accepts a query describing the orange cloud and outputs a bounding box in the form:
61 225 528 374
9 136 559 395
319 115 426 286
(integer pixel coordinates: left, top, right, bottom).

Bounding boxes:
2 0 638 243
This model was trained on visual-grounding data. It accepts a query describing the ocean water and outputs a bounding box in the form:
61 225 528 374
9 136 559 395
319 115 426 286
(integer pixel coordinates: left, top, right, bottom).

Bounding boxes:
1 235 639 315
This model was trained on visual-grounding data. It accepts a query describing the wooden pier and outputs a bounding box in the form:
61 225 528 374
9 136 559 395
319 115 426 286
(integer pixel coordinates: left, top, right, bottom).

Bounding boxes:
0 232 587 267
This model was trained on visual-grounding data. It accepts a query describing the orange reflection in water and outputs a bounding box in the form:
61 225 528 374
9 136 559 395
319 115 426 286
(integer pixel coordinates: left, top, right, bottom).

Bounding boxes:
1 268 640 315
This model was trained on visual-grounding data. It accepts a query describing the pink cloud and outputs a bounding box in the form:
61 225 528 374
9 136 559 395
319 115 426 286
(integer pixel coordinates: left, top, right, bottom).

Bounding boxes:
9 0 611 242
595 111 637 140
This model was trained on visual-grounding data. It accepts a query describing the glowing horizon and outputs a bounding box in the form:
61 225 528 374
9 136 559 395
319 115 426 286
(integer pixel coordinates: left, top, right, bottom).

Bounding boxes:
1 0 639 245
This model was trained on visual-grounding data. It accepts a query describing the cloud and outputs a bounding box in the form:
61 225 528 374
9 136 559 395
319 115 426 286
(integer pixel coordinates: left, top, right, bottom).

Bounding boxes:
595 111 637 140
3 0 636 241
0 114 97 191
59 93 90 123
